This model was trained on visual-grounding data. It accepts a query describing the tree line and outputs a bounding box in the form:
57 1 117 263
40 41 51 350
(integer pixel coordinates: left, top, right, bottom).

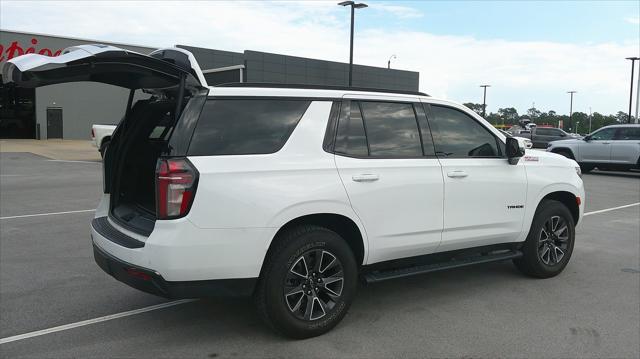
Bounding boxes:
463 103 635 134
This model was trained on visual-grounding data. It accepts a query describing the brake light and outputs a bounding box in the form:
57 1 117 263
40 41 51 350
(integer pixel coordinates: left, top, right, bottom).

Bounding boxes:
156 158 198 219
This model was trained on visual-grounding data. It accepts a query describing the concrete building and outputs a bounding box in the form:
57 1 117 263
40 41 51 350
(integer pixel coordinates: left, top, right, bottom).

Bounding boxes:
0 30 419 140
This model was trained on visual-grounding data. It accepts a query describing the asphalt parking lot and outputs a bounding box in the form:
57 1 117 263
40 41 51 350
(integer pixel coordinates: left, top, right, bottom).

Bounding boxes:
1 152 639 358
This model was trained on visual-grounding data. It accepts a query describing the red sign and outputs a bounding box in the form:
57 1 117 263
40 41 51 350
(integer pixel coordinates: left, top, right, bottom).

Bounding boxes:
0 37 63 62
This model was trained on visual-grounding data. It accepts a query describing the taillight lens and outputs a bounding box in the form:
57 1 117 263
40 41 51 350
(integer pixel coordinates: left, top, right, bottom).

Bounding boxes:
156 158 198 219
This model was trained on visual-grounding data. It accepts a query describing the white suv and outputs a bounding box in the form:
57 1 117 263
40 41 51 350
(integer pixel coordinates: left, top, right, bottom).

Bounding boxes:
4 45 585 338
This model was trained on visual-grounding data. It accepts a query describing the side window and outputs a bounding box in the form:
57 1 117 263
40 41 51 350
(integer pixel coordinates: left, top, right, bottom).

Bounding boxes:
429 105 500 158
615 127 640 140
359 101 423 157
590 128 616 141
188 99 310 156
334 102 368 156
536 128 551 136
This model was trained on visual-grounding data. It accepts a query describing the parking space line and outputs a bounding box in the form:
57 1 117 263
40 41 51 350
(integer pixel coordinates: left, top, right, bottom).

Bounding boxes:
584 202 640 216
0 299 197 345
0 209 95 220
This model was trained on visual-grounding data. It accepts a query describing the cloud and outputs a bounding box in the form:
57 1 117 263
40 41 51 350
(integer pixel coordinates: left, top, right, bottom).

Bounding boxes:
0 1 636 115
625 16 640 25
375 4 423 19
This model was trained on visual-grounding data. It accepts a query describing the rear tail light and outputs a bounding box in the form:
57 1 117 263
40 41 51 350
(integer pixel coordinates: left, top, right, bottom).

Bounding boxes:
156 158 198 219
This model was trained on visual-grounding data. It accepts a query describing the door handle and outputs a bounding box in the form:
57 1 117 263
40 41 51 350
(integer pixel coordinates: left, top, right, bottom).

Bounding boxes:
447 170 468 178
352 174 379 182
602 142 610 144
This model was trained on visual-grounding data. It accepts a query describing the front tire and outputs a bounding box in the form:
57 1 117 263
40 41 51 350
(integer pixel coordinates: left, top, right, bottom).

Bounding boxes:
254 225 358 339
514 200 575 278
579 163 594 173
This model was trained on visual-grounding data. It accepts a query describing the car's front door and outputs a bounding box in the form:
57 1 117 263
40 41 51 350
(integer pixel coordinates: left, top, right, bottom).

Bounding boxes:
333 98 444 264
424 103 527 251
580 127 616 162
610 127 640 165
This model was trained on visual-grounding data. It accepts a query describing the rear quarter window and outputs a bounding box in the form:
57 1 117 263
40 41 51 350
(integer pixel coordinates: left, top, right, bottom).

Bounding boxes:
188 99 311 156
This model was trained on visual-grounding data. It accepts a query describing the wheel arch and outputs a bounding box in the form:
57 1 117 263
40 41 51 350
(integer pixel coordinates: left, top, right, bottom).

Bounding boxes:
538 191 580 225
550 147 576 159
266 213 368 268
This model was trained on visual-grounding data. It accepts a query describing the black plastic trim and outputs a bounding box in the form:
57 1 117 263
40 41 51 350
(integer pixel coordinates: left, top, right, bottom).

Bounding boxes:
322 101 342 153
214 82 429 97
92 216 145 249
93 244 257 298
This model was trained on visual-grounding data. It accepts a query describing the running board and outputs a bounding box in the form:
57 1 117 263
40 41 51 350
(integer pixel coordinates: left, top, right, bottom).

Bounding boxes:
363 250 523 284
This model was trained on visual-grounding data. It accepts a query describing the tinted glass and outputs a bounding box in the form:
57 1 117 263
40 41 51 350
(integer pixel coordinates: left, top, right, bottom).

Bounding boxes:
535 128 551 136
590 128 616 141
429 105 500 157
616 127 640 140
188 99 310 155
359 101 422 157
334 102 368 156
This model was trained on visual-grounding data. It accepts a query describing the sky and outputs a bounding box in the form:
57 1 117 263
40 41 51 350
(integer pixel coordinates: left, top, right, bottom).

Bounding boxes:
1 0 639 115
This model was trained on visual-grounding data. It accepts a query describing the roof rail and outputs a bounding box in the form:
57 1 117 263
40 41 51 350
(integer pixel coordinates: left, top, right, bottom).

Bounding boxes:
214 82 429 97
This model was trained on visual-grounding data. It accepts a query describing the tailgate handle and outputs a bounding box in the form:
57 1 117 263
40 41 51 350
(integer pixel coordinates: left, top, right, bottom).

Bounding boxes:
447 170 468 178
352 174 379 182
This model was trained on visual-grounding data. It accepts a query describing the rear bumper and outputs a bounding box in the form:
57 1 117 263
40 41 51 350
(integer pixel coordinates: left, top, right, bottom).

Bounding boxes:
93 243 256 298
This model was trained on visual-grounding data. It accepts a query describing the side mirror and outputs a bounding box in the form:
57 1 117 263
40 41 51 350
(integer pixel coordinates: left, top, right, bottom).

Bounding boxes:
583 135 591 141
560 132 567 137
506 137 525 165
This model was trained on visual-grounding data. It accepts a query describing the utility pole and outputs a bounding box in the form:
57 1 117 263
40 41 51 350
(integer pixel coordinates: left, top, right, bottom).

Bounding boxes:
567 91 576 131
589 107 592 133
626 57 639 123
636 62 640 123
339 1 368 87
480 85 490 118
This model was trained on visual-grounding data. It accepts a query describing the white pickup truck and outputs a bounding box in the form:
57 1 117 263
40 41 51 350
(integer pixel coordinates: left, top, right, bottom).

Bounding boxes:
91 124 116 157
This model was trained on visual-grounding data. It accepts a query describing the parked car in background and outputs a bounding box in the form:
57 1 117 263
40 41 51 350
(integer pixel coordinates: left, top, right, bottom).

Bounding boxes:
547 124 640 172
91 124 116 157
524 127 579 149
500 130 533 149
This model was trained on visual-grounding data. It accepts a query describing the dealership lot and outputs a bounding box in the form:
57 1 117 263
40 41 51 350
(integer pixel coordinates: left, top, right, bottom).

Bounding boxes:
0 152 638 358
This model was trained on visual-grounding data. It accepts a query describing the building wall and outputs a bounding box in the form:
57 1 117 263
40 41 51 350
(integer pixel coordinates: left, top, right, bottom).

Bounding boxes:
1 30 154 140
244 50 419 91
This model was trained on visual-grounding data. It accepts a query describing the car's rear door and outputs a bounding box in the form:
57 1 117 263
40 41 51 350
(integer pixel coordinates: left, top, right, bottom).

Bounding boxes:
332 97 444 264
2 44 207 90
610 127 640 165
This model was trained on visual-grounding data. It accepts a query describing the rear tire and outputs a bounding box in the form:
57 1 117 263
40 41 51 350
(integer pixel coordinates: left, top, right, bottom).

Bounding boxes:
254 225 358 339
514 200 575 278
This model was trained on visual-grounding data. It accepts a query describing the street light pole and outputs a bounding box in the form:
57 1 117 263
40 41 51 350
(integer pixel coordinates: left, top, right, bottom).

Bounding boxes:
626 57 639 123
387 54 396 69
480 84 490 118
339 1 368 87
567 91 576 131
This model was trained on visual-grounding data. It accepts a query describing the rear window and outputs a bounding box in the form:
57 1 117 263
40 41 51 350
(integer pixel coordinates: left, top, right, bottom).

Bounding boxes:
188 99 311 156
